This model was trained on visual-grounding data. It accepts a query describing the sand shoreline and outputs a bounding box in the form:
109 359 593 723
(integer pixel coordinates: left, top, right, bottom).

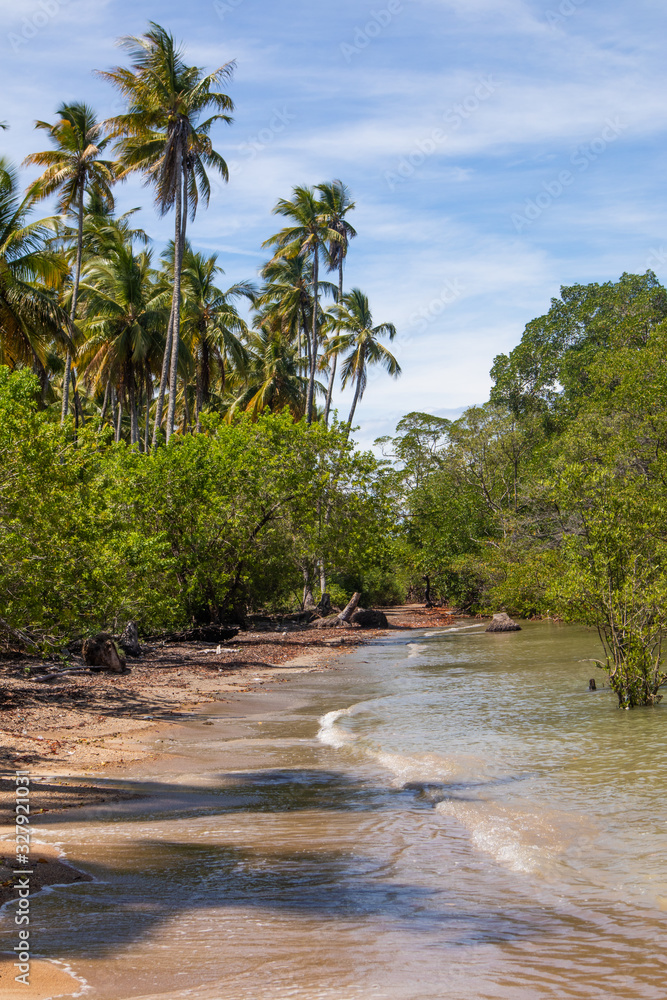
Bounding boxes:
0 606 460 999
0 607 457 902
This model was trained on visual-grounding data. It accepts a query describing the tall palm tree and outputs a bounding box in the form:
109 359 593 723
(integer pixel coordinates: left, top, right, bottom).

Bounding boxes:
179 246 252 429
100 22 235 444
256 254 336 363
328 288 401 435
0 158 68 391
226 321 309 421
78 244 167 445
316 180 356 425
263 186 342 424
23 102 115 423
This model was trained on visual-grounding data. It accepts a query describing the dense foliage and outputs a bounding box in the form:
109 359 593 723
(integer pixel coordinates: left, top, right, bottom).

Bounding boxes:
385 272 667 707
0 367 394 649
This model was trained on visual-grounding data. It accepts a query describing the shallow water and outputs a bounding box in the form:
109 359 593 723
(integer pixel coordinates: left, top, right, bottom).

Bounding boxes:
3 621 667 999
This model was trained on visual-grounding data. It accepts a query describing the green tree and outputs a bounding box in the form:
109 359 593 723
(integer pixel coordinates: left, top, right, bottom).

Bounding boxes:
226 321 309 420
78 244 167 445
0 158 68 392
179 245 252 429
101 22 235 443
328 288 401 434
24 102 115 423
316 180 356 424
263 186 342 423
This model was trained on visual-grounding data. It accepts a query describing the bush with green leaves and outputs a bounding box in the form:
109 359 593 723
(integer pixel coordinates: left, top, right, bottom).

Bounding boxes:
0 369 394 649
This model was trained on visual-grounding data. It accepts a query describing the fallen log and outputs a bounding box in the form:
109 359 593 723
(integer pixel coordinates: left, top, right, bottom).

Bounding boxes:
338 593 362 623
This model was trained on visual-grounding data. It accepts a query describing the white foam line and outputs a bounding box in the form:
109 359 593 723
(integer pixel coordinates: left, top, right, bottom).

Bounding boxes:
316 706 359 748
425 623 488 635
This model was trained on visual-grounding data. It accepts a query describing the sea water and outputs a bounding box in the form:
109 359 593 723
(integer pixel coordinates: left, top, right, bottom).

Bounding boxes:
3 621 666 999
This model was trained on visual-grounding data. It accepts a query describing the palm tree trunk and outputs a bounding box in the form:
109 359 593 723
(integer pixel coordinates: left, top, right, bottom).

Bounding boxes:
307 244 319 425
100 374 110 426
324 261 344 426
152 307 174 448
346 365 364 437
144 362 152 452
129 376 139 445
166 151 186 443
196 338 209 433
115 395 123 444
153 162 189 448
62 183 85 424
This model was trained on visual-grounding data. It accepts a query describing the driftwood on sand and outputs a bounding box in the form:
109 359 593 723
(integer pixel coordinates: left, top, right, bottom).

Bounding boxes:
312 593 362 629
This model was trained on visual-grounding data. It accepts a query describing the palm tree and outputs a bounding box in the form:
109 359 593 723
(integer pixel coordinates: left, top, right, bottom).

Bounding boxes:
316 180 356 424
226 321 309 420
23 102 115 423
100 22 235 444
328 288 401 435
78 244 167 445
0 158 69 392
256 254 336 363
179 246 252 429
263 186 343 424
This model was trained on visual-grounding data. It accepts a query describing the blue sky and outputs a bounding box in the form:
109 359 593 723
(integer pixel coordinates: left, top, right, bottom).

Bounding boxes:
2 0 667 447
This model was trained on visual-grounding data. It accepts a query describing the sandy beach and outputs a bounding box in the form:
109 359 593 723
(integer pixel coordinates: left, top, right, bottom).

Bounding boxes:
0 606 457 878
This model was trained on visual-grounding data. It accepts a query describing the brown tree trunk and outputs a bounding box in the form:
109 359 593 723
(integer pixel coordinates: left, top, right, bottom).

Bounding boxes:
144 362 152 452
62 182 85 424
129 374 139 445
306 244 319 424
324 259 344 427
338 592 361 622
166 154 187 443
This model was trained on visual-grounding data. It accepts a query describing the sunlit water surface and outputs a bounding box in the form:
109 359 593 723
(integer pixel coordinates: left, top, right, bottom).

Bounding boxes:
3 622 666 999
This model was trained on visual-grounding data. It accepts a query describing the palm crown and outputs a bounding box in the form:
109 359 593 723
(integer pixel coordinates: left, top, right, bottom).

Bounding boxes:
100 21 235 444
328 288 401 433
24 102 116 423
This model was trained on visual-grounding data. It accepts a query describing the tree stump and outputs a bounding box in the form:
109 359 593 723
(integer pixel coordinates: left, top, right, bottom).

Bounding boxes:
82 635 128 673
118 621 141 657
